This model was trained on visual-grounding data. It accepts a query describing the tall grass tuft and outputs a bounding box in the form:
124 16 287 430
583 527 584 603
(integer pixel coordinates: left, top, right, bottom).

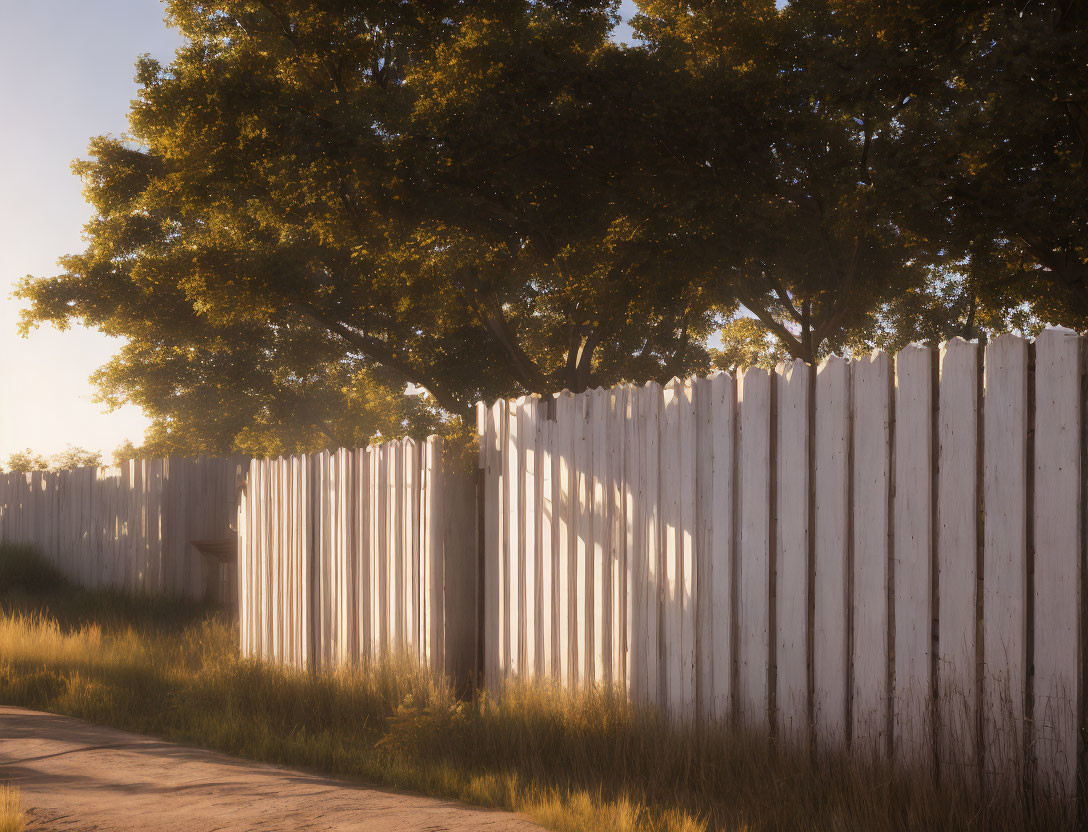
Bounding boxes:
0 785 26 832
0 543 1073 831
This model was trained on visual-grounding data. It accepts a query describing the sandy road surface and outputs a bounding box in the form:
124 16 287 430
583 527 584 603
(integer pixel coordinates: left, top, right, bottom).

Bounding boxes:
0 706 542 831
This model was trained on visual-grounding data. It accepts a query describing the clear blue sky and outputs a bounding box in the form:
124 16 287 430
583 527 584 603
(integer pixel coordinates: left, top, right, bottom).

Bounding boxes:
0 0 638 465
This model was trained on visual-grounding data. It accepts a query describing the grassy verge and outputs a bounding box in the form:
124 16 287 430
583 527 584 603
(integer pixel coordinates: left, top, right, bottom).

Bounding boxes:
0 784 26 832
0 543 1071 831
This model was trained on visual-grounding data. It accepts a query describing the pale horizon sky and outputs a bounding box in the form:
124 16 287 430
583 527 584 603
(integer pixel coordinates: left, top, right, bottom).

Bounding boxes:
0 0 638 467
0 1 184 464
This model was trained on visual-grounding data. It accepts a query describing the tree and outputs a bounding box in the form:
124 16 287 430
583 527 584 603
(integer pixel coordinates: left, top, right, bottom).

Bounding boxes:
20 0 1087 453
4 446 101 473
112 440 142 466
710 316 789 374
93 319 449 457
625 1 1088 360
895 0 1088 329
624 0 976 364
50 446 103 470
18 0 721 460
4 450 50 474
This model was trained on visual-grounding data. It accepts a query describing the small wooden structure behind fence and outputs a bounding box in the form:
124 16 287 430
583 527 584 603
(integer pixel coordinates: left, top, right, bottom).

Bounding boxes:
0 456 247 600
477 328 1084 796
235 438 478 686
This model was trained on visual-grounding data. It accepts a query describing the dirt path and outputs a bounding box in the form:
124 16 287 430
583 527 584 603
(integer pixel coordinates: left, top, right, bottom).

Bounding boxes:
0 706 542 831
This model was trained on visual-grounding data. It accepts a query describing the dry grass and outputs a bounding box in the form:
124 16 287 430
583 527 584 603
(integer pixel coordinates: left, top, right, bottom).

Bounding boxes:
0 544 1074 831
0 785 26 832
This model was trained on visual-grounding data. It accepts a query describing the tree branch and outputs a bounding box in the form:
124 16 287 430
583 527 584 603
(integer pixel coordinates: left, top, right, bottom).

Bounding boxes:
736 290 804 360
449 266 550 393
294 301 470 416
477 295 550 392
573 327 601 392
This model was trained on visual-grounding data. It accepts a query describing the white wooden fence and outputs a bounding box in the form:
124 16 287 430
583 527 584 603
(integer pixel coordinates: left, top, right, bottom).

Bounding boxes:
236 438 478 685
476 329 1085 794
5 328 1083 795
0 456 247 599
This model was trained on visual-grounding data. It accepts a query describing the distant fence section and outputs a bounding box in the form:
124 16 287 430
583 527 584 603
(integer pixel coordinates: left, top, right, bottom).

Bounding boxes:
477 328 1085 795
0 456 247 600
235 438 478 686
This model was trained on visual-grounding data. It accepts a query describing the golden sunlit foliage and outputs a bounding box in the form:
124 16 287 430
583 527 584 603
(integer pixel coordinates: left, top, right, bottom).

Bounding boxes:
15 1 1088 454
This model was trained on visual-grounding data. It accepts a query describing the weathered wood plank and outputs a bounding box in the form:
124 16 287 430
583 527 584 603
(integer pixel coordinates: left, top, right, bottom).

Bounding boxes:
814 355 851 746
592 387 608 687
893 345 935 764
694 376 712 719
708 372 735 722
936 338 981 777
481 401 504 688
575 391 592 688
661 378 684 715
521 397 539 678
738 367 772 730
609 386 628 690
623 386 640 697
982 333 1030 780
776 359 811 745
636 382 661 707
555 392 575 687
678 380 697 718
404 440 419 659
852 351 892 756
540 408 556 681
507 399 523 678
1032 326 1081 794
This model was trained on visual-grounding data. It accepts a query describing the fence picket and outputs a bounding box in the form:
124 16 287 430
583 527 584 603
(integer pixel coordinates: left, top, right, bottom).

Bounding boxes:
640 382 662 708
1032 327 1081 794
541 407 556 681
592 387 608 687
522 397 539 678
738 367 772 730
936 338 980 775
814 355 851 747
776 359 811 744
893 345 936 763
609 387 627 689
983 334 1030 780
556 392 575 686
662 378 683 715
852 351 893 756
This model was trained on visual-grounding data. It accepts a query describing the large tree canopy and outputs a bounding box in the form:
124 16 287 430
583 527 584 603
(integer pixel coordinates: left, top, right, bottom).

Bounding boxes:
905 0 1088 332
20 0 723 456
16 0 1088 454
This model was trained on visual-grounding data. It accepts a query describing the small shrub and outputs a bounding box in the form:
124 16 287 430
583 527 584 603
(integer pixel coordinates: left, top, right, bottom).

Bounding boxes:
0 544 67 596
0 784 26 832
0 664 67 710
